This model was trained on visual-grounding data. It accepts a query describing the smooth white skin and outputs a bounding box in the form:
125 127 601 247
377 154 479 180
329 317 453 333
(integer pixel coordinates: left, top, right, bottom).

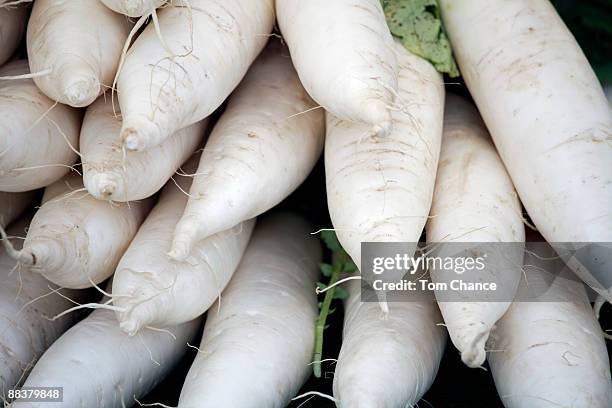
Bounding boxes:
100 0 167 17
0 218 85 398
113 156 255 335
17 172 152 289
169 41 324 260
440 1 612 295
27 0 131 107
0 61 81 193
178 213 321 408
0 191 35 227
117 0 275 151
276 0 398 135
333 279 446 407
15 305 201 408
0 4 28 66
81 96 207 202
425 94 525 368
325 41 444 276
488 250 612 408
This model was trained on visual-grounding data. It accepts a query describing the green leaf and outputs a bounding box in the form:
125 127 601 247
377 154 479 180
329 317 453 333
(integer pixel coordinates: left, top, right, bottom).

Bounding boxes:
320 230 343 252
332 286 350 300
316 282 327 291
382 0 460 77
343 259 358 273
320 263 334 277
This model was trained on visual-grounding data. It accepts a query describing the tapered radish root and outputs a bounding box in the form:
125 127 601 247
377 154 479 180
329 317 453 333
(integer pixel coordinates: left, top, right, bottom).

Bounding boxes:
15 297 201 407
0 3 28 66
177 213 321 407
100 0 166 17
0 191 35 227
488 245 612 408
81 96 207 202
325 40 444 279
440 0 612 298
113 156 254 334
333 278 446 406
27 0 132 107
426 94 525 368
0 216 86 397
0 60 82 193
169 41 324 261
5 173 152 289
276 0 398 135
117 0 275 151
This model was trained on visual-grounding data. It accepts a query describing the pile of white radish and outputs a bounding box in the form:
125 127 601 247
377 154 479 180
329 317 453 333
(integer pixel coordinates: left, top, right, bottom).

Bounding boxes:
0 0 610 406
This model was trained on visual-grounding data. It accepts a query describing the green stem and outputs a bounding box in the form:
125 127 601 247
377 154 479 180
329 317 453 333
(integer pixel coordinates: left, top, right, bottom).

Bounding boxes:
313 258 344 378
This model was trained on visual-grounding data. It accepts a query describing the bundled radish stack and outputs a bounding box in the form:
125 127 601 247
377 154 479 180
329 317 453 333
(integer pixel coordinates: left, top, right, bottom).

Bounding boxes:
0 0 610 407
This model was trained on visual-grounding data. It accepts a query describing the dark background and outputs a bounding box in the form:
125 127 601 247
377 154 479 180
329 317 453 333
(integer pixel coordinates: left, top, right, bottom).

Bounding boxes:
140 1 612 407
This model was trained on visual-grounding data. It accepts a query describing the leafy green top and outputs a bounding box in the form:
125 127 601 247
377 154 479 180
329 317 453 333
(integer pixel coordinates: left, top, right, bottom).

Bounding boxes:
382 0 460 77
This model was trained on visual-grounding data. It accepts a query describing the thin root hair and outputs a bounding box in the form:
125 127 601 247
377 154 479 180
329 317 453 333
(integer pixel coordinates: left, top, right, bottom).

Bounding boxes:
0 68 51 80
138 333 161 366
144 326 177 340
292 391 337 403
133 396 175 408
51 299 126 321
316 276 361 295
